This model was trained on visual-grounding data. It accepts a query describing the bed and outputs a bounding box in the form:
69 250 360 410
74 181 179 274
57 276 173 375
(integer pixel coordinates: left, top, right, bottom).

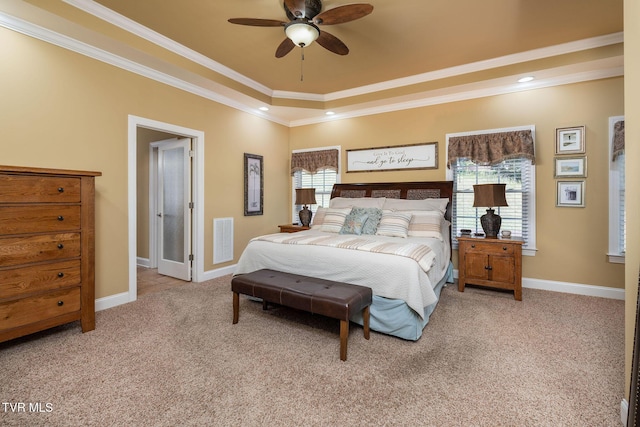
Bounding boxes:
234 181 454 341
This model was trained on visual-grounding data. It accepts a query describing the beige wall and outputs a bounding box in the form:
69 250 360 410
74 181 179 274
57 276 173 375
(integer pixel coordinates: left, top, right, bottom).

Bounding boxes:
0 27 290 299
625 0 639 400
290 78 625 289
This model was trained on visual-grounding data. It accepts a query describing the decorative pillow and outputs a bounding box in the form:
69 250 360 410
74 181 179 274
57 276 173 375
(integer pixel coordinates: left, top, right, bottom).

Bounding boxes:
375 211 412 238
329 197 386 209
319 208 352 233
347 207 383 235
408 211 444 240
339 211 370 235
382 198 449 214
311 207 327 228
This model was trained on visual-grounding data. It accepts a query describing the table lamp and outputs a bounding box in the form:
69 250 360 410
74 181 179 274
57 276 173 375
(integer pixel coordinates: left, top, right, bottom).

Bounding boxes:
295 188 317 227
473 183 508 238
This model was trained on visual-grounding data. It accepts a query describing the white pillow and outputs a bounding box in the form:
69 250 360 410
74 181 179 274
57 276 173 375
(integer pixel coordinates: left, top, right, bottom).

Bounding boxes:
319 208 352 233
329 197 386 209
375 211 412 238
311 207 327 228
382 198 449 214
407 211 444 240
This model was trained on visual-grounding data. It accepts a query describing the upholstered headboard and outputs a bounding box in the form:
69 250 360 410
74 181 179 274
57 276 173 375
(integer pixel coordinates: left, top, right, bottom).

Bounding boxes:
330 181 454 221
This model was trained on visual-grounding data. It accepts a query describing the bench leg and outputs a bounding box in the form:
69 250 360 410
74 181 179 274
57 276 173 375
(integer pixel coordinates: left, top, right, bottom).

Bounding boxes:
232 292 239 324
363 305 370 340
340 320 349 361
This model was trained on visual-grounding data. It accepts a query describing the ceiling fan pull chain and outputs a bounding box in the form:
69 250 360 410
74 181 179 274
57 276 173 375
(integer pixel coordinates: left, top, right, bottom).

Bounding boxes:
300 47 305 82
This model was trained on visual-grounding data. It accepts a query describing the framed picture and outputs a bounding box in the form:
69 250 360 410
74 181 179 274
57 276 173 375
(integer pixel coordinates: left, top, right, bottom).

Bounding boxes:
556 126 585 154
244 153 263 216
554 156 587 178
346 142 438 173
556 180 585 207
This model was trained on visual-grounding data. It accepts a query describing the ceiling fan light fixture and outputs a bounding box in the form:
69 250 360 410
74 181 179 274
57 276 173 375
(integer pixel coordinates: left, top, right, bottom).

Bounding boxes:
285 21 320 47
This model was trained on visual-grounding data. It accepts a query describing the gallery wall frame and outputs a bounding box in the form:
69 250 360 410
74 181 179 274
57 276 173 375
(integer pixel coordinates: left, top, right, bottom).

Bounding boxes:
244 153 263 216
556 180 585 208
554 156 587 178
555 126 585 155
346 142 438 173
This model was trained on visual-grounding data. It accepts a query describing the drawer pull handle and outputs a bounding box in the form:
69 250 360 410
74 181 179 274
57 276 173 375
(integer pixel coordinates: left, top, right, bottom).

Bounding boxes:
485 266 493 270
57 243 64 249
58 272 64 278
471 244 475 248
503 246 507 251
58 216 64 221
58 187 64 193
57 300 64 307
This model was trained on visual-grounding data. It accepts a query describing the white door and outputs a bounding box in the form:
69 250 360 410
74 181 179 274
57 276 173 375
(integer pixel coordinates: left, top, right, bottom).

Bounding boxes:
156 138 192 281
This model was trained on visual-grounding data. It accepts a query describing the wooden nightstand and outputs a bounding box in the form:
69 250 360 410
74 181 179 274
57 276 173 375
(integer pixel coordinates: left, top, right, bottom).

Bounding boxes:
457 235 524 300
278 224 310 233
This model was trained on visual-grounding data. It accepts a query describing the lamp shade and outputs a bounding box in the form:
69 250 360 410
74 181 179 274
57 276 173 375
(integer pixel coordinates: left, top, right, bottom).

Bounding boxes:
473 184 508 208
285 22 320 47
295 188 317 206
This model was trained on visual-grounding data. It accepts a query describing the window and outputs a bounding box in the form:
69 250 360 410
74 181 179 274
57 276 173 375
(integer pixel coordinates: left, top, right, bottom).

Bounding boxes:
291 147 340 224
447 126 536 255
608 116 625 262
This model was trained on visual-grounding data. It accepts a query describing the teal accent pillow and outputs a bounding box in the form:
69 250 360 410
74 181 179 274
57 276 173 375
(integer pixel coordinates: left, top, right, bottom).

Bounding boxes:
339 211 370 235
352 207 383 235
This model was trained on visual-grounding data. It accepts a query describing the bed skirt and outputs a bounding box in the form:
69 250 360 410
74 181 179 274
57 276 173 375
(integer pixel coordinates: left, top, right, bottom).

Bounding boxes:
349 261 454 341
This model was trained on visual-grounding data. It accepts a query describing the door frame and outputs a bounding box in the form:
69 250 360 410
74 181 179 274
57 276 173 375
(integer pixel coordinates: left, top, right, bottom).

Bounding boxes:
128 115 205 302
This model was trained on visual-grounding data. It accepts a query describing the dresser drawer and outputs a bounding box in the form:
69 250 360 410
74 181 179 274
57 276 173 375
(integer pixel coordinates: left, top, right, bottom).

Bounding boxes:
0 174 81 203
463 240 515 255
0 287 80 330
0 205 81 235
0 260 81 300
0 233 81 267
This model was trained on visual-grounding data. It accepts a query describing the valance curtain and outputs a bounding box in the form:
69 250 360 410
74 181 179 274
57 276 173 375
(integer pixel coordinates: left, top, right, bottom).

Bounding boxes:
447 130 535 168
290 149 339 175
612 120 625 161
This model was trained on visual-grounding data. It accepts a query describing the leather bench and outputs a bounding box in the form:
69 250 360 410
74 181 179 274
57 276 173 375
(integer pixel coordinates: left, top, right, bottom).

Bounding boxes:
231 269 372 361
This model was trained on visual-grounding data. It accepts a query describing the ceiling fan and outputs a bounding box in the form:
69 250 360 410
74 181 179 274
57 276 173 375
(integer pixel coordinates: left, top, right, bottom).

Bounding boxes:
228 0 374 58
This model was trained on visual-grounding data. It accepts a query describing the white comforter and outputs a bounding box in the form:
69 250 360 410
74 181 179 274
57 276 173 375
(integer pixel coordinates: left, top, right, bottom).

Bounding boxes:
234 229 450 319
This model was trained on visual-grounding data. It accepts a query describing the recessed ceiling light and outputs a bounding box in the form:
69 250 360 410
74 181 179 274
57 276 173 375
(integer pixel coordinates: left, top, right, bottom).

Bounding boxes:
518 76 535 83
259 107 269 111
325 111 335 116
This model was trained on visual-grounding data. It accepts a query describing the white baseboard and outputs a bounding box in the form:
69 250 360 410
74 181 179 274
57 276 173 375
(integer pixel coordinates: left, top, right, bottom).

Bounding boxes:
199 264 236 282
453 269 624 300
95 291 131 312
137 257 150 268
621 398 628 426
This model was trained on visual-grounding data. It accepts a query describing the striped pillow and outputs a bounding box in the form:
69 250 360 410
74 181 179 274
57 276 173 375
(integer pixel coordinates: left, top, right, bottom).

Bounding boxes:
408 211 444 240
319 208 352 233
375 211 412 238
311 207 327 228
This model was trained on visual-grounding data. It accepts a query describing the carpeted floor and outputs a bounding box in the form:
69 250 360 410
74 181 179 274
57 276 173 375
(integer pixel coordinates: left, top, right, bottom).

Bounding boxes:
0 275 624 426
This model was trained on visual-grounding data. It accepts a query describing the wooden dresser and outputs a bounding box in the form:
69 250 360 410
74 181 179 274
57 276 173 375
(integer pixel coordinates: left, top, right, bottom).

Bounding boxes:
0 166 101 343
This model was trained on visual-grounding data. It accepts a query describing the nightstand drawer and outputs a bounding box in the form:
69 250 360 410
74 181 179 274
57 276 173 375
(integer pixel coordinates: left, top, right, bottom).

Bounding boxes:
464 241 515 255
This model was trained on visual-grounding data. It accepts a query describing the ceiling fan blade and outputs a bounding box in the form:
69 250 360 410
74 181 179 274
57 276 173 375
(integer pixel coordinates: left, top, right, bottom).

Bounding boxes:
228 18 286 27
284 0 307 18
275 38 296 58
316 31 349 55
313 4 373 25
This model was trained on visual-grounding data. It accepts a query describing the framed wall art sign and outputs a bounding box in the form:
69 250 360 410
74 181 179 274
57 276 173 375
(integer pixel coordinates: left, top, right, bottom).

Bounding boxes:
244 153 263 216
346 142 438 173
556 180 585 207
554 156 587 178
556 126 585 155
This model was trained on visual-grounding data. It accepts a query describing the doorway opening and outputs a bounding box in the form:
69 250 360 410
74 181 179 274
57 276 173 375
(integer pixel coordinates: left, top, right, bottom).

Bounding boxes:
128 116 205 302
